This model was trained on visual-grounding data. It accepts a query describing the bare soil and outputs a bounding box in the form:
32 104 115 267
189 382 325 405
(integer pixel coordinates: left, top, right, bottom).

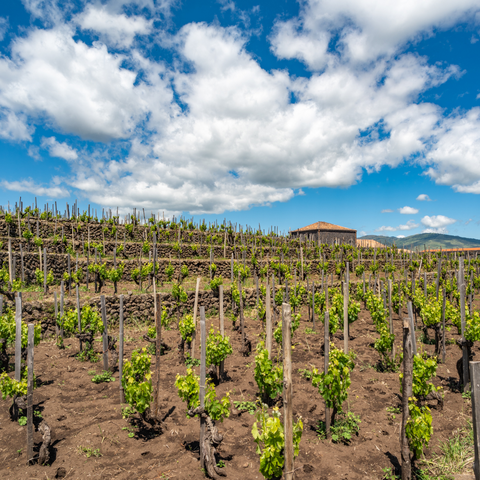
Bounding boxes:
0 301 473 480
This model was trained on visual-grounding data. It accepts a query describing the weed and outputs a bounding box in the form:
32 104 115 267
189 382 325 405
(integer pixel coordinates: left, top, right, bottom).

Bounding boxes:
382 467 399 479
233 400 257 414
185 354 200 368
316 411 361 444
92 371 116 384
304 327 317 335
78 446 102 458
462 390 471 400
298 368 313 380
418 419 474 478
76 348 99 363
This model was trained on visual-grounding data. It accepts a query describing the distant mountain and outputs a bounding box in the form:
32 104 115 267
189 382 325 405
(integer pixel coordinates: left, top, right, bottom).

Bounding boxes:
359 233 480 250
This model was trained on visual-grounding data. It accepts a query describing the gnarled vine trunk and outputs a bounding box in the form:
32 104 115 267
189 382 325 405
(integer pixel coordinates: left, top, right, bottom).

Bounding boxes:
187 406 226 479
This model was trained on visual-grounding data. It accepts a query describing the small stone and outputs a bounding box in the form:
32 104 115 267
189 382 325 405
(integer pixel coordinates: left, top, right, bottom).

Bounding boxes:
242 463 249 468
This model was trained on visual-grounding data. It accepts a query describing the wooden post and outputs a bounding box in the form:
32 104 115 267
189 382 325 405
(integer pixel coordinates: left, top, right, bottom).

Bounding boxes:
401 317 413 480
43 247 47 294
26 323 34 465
191 277 201 359
199 307 207 471
442 289 446 364
388 279 393 334
119 294 125 403
8 238 13 283
255 275 259 322
324 311 330 439
282 303 294 480
54 291 58 338
20 243 24 284
59 281 64 341
460 258 469 389
101 295 108 370
15 294 22 381
219 285 225 380
343 281 348 353
436 259 441 300
76 285 82 352
312 281 315 330
239 277 245 344
300 246 304 281
154 293 162 417
470 361 480 480
266 278 272 359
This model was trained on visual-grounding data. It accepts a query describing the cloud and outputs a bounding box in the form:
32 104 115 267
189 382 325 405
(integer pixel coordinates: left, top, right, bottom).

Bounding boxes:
381 209 393 213
0 3 479 210
0 109 32 142
41 137 78 160
270 0 480 68
422 227 449 234
421 215 456 228
0 26 172 142
0 17 8 42
377 219 419 232
76 5 152 48
416 193 431 201
0 178 70 198
396 235 406 238
398 206 419 214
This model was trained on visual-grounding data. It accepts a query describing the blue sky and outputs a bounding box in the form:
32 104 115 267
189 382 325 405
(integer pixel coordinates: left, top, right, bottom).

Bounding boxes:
0 0 480 238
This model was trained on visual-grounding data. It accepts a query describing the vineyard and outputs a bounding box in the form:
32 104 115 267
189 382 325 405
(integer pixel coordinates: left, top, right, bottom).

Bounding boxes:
0 204 479 480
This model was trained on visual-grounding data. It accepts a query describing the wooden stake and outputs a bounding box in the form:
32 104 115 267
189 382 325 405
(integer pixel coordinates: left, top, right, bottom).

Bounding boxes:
407 301 417 356
460 258 469 389
343 281 348 353
154 293 162 417
101 295 108 370
324 311 330 439
15 294 22 381
266 278 272 359
282 303 294 480
191 277 201 359
219 285 225 380
401 317 413 480
119 294 125 403
76 285 82 352
442 289 446 364
26 323 34 465
469 361 480 480
199 306 207 471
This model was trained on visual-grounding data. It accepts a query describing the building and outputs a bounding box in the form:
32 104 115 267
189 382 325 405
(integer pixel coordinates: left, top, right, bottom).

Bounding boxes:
290 221 357 245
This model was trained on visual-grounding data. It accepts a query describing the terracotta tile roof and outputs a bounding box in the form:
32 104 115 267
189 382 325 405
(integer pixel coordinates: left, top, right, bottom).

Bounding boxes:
292 221 356 233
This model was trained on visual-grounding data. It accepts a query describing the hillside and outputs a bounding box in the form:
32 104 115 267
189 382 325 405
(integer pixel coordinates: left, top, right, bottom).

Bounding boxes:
358 233 480 250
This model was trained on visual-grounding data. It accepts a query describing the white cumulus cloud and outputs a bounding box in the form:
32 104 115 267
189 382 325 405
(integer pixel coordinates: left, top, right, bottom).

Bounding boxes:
0 178 70 198
76 5 152 48
421 215 456 228
416 193 431 201
399 206 419 214
377 219 419 232
41 137 78 160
